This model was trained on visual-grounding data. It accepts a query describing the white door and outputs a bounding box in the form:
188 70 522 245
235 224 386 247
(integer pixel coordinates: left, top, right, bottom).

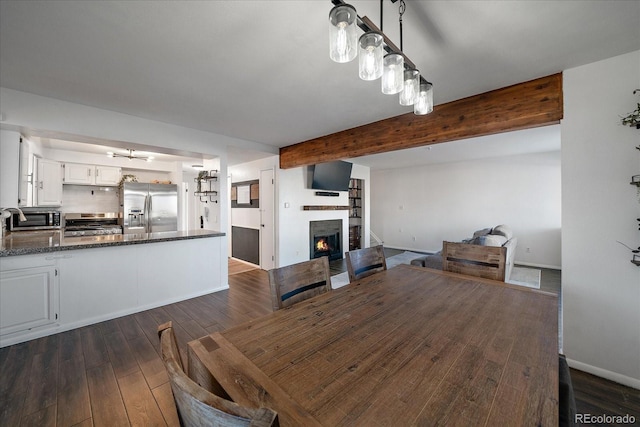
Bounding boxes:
36 158 63 206
259 169 275 270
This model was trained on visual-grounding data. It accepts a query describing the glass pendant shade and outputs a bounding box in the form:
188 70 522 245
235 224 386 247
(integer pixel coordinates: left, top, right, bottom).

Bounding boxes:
381 53 404 94
358 32 383 81
329 4 358 63
414 82 434 115
399 69 420 105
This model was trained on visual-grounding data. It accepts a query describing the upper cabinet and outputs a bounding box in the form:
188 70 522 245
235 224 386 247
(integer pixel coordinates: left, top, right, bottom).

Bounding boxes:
95 166 121 185
63 163 121 186
36 158 63 207
63 163 93 185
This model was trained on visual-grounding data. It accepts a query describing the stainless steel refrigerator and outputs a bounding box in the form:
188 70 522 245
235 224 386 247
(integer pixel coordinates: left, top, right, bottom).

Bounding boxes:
121 183 178 234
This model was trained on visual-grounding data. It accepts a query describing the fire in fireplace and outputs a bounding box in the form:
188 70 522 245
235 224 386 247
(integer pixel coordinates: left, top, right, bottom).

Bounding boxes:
310 220 343 261
316 238 330 252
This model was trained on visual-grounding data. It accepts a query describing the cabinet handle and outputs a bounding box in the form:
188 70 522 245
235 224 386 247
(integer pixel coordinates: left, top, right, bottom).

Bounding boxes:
45 254 72 260
88 169 91 177
39 181 43 189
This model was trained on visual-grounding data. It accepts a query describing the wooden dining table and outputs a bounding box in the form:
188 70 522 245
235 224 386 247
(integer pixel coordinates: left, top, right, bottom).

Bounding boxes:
188 264 559 426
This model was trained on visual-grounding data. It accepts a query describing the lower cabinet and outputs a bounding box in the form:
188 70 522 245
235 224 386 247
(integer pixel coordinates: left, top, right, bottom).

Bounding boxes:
0 236 224 347
0 260 59 337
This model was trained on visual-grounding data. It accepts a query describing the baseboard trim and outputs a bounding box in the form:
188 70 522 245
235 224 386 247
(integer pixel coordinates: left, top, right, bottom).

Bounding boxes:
515 261 561 270
566 358 640 390
385 246 435 255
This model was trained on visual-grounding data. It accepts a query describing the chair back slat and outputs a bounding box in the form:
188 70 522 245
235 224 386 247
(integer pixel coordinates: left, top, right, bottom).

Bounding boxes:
268 257 331 311
158 322 279 427
346 246 387 282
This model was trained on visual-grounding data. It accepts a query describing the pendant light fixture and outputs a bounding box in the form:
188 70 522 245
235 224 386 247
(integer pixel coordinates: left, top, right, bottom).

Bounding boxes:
328 0 434 115
399 68 420 105
329 4 358 63
381 53 404 94
414 81 434 115
358 31 384 80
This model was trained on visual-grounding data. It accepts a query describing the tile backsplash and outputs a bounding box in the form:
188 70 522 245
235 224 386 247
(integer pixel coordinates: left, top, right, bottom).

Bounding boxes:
61 185 120 214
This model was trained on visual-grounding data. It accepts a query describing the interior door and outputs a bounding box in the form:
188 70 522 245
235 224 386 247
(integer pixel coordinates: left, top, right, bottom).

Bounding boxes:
259 169 275 270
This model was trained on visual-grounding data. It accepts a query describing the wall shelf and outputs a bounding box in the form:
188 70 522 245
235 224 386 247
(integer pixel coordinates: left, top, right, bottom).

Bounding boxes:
195 170 218 203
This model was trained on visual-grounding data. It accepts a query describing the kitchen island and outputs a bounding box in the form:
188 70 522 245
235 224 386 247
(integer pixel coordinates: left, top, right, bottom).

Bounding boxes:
0 229 227 347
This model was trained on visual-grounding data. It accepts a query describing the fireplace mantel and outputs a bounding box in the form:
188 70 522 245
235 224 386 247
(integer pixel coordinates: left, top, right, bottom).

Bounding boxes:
303 205 349 211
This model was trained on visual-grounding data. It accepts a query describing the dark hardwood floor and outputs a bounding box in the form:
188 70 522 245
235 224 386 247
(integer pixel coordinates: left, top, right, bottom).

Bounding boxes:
1 257 637 426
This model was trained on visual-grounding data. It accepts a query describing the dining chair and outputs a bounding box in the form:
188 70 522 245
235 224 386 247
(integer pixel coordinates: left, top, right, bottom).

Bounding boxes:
442 241 507 281
268 256 331 311
346 245 387 282
559 354 577 427
157 321 279 427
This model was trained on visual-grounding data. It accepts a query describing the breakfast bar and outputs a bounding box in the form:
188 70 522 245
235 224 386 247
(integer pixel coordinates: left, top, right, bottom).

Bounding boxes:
0 228 225 257
0 229 226 347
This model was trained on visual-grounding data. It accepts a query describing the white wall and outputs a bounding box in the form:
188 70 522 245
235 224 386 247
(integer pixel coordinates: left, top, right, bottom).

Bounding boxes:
276 163 370 268
371 151 562 268
0 130 20 208
562 50 640 388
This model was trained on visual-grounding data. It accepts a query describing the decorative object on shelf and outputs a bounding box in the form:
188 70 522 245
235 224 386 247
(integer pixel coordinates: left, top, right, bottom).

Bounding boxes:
196 170 208 193
620 89 640 129
117 174 138 191
329 0 434 115
194 170 218 203
107 148 154 162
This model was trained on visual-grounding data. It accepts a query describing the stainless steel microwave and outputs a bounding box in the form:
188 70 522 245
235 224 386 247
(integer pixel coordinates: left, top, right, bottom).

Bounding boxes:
7 210 61 231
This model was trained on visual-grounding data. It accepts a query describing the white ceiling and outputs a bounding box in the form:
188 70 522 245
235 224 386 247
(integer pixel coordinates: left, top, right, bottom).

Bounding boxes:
0 1 638 167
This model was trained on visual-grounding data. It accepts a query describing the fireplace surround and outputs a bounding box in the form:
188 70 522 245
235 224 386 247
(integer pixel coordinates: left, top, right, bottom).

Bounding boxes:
310 219 343 261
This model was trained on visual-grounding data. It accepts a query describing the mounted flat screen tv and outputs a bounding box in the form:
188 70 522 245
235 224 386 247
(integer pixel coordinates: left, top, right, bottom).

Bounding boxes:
311 160 353 192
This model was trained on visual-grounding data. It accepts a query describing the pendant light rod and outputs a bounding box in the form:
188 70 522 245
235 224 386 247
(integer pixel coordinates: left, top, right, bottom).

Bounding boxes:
399 0 405 52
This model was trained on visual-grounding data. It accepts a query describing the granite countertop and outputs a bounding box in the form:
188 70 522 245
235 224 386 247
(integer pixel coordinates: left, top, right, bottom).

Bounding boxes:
1 229 225 257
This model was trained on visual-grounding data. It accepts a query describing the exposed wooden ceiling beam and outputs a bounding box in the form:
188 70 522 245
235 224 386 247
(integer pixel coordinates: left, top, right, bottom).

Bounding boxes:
279 73 563 169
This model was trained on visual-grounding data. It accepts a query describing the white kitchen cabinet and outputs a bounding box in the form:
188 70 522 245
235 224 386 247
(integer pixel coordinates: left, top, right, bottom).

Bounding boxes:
95 166 121 185
63 163 121 186
63 163 94 185
0 261 59 337
36 158 63 206
0 235 225 347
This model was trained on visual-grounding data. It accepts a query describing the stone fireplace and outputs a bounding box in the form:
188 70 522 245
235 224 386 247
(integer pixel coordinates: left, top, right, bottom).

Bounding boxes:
309 219 343 261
